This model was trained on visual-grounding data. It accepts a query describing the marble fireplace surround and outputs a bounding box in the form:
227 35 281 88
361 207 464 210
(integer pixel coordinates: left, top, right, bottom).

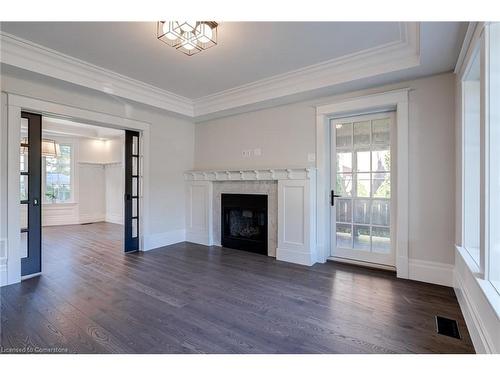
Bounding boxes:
184 168 318 266
212 181 278 257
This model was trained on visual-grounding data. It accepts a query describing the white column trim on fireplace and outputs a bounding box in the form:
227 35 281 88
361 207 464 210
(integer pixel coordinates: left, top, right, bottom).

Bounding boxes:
184 168 318 266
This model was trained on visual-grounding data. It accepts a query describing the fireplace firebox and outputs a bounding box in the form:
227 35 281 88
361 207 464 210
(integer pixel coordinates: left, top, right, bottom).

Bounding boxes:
221 193 268 255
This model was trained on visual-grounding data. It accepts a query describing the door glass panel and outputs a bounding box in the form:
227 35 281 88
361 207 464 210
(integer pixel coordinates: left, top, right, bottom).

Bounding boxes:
371 200 390 226
20 152 28 173
336 152 352 173
354 121 370 147
372 227 391 253
373 173 390 198
132 157 138 176
372 149 390 172
20 231 28 258
372 118 390 144
356 173 371 197
20 175 28 201
132 177 138 197
336 224 352 248
336 173 352 197
353 199 370 224
132 198 138 217
336 199 352 223
132 136 139 155
356 151 370 172
353 225 370 250
335 123 352 147
20 204 28 229
132 218 138 238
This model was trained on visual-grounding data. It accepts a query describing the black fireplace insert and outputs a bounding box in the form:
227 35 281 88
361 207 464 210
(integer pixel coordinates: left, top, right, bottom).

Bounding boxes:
221 193 268 255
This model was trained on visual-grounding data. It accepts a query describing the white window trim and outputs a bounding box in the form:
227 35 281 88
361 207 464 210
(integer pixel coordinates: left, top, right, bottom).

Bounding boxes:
316 88 409 278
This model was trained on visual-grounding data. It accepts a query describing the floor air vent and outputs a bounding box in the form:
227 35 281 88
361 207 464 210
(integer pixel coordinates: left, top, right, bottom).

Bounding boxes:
435 316 461 339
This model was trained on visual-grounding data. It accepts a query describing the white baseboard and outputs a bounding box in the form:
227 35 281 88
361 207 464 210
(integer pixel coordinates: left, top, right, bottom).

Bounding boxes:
79 213 106 224
454 246 499 354
408 258 454 287
0 238 7 286
144 229 186 251
276 247 314 266
105 213 123 225
185 230 212 246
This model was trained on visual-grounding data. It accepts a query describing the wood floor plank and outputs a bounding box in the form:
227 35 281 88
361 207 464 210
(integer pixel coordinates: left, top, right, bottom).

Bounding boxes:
1 222 475 354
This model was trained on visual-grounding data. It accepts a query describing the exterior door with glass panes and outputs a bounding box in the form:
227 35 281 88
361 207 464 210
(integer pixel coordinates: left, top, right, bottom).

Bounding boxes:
124 130 140 252
330 112 395 266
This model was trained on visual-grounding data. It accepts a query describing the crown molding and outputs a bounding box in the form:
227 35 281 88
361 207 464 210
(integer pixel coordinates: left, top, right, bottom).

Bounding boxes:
193 22 420 118
1 23 421 120
454 22 487 79
0 32 194 117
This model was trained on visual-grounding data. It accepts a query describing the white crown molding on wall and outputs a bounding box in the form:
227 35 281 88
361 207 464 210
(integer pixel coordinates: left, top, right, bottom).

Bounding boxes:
1 23 421 120
0 32 194 117
193 23 420 118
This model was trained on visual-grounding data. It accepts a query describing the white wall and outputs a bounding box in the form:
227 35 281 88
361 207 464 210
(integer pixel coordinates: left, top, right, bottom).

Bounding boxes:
1 66 195 253
195 73 457 267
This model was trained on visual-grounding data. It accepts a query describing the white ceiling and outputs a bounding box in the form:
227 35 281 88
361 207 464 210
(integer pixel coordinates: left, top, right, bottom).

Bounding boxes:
0 22 468 119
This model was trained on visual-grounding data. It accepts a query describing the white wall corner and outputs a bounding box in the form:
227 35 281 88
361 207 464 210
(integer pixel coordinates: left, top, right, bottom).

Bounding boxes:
143 229 186 251
408 258 454 287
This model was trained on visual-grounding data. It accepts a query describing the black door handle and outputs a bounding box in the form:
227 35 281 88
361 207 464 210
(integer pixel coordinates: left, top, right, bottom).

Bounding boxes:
330 190 341 206
125 194 131 201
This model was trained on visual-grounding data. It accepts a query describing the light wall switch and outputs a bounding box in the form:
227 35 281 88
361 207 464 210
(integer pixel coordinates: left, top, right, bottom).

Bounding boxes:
307 153 316 162
253 148 262 156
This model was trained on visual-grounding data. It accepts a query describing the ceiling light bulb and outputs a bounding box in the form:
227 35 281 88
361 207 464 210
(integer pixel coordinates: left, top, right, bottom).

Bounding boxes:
195 23 213 43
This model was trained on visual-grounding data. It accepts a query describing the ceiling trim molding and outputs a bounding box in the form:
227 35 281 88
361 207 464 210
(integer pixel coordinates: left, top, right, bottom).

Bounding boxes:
193 22 420 117
454 22 487 79
0 32 194 117
1 23 421 120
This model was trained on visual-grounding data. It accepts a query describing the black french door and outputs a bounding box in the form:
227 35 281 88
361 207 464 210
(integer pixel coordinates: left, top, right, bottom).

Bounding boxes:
124 130 140 252
20 112 42 276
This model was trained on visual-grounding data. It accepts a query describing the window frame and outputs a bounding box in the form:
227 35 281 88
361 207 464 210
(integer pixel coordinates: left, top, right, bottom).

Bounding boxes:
460 22 500 296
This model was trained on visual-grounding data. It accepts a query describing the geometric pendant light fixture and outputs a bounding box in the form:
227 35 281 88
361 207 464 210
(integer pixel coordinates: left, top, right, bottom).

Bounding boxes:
157 21 218 56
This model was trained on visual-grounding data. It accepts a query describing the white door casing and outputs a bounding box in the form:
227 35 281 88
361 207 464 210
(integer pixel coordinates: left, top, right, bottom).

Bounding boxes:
316 89 409 278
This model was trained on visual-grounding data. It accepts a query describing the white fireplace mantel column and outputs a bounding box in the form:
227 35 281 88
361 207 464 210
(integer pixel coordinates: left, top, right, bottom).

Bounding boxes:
184 168 318 266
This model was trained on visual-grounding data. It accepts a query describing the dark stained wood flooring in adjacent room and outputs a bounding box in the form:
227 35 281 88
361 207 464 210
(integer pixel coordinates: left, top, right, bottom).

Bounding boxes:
0 222 475 354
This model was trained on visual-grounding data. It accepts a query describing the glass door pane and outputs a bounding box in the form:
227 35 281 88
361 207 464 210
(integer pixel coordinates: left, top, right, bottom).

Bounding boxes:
331 113 394 266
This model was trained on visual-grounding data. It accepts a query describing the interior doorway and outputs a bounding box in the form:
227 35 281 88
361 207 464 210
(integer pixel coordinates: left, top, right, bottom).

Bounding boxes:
19 113 140 279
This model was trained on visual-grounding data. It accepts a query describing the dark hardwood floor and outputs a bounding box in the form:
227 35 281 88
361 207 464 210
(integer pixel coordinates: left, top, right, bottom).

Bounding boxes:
0 222 474 354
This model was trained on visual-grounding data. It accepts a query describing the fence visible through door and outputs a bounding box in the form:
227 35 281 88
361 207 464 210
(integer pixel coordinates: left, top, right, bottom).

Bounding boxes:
330 111 396 266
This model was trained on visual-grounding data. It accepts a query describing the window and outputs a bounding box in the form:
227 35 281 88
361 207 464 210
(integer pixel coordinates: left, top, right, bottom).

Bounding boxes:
488 23 500 293
44 144 72 203
462 48 481 267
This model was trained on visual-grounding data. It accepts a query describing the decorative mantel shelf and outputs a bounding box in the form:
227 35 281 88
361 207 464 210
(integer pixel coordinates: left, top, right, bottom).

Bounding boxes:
184 167 315 181
184 167 318 267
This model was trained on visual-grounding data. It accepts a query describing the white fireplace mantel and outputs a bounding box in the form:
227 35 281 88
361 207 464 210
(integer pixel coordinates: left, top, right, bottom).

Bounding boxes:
184 167 315 182
184 167 318 266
